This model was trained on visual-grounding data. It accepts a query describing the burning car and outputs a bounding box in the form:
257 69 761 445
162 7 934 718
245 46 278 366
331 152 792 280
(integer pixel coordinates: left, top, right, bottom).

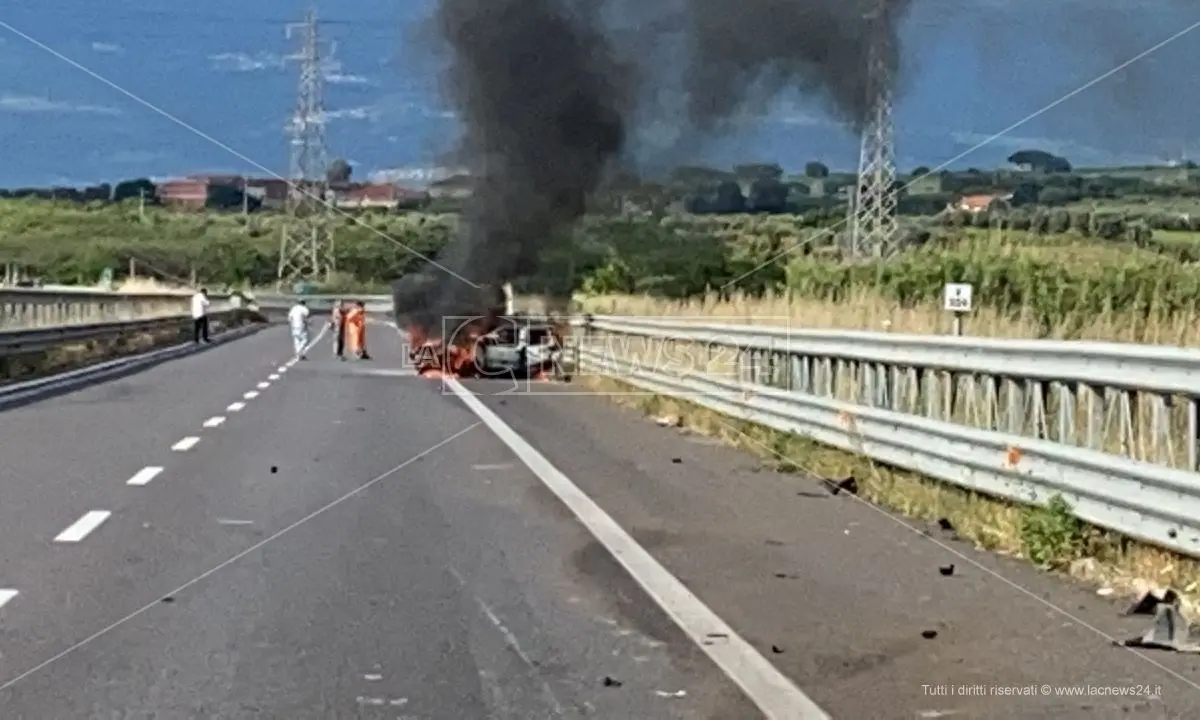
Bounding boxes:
406 314 567 380
472 316 565 378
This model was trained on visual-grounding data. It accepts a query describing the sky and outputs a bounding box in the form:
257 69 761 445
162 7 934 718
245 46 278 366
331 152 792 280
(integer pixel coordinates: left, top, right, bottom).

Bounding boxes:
0 1 1198 188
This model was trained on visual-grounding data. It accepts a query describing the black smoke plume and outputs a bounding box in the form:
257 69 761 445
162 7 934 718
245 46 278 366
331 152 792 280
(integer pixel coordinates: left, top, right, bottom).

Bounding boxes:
394 0 633 337
394 0 915 336
677 0 914 133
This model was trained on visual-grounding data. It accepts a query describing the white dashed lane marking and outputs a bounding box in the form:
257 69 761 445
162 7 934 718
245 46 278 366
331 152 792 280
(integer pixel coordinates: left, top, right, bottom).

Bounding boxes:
126 466 164 486
203 416 226 428
172 437 200 452
278 366 288 373
0 590 17 609
55 511 111 543
243 391 258 400
226 402 245 412
256 382 270 389
268 374 280 380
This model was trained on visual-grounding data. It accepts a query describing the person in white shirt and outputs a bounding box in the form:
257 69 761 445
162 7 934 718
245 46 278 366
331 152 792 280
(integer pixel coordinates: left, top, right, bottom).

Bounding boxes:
287 299 311 360
190 288 211 344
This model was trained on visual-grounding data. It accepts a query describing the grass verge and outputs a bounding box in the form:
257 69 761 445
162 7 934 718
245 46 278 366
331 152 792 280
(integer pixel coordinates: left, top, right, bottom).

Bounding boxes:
0 310 266 384
578 372 1200 619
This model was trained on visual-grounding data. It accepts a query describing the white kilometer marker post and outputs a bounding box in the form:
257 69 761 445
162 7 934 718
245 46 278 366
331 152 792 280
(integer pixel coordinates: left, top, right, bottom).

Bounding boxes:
126 466 164 486
203 416 226 428
55 511 111 543
172 436 200 451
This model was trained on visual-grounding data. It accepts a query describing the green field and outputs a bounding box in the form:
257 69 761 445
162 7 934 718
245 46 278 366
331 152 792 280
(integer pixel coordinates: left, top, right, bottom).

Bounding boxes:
3 198 1199 342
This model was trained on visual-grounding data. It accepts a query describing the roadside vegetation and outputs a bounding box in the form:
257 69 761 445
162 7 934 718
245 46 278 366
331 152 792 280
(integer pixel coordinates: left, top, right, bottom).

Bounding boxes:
5 196 1200 344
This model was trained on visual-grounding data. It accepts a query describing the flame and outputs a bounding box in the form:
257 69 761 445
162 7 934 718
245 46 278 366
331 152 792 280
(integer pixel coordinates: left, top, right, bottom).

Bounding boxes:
407 324 483 379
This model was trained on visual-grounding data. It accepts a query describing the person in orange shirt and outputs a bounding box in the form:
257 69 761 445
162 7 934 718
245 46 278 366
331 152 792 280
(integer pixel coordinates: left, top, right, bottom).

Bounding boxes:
345 301 371 360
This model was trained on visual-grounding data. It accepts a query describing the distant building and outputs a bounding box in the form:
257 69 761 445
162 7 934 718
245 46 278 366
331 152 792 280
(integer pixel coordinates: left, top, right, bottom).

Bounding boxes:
427 173 473 200
333 183 428 210
242 178 289 209
952 192 1012 213
156 174 291 210
156 177 211 209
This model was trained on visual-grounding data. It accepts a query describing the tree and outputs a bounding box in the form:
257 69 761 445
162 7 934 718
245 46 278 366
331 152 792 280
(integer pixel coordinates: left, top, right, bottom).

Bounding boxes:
112 178 155 202
1037 186 1073 205
747 178 788 213
326 158 352 184
910 166 930 177
804 161 829 178
669 165 733 189
734 163 783 182
1007 150 1071 173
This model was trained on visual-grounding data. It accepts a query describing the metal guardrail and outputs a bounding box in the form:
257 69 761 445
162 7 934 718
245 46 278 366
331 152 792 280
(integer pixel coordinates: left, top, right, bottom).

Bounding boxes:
583 316 1200 472
0 286 389 355
250 294 392 315
0 310 246 356
0 288 240 331
577 316 1200 560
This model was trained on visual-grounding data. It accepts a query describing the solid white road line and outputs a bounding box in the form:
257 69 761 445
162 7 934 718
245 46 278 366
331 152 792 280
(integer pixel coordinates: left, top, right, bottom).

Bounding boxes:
54 511 111 543
268 374 280 380
172 436 200 451
353 368 418 377
203 416 226 428
226 401 246 412
0 589 17 609
243 391 258 399
256 382 270 389
446 379 830 720
126 466 164 486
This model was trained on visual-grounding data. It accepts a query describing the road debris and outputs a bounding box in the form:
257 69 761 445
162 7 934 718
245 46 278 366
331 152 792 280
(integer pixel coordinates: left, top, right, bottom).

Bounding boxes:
821 476 858 496
602 676 622 687
1124 588 1179 616
938 564 955 577
771 644 784 654
921 629 938 639
1118 603 1200 652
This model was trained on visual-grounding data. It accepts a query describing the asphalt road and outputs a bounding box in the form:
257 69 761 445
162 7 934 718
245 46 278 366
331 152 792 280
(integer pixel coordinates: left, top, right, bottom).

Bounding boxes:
0 321 1196 718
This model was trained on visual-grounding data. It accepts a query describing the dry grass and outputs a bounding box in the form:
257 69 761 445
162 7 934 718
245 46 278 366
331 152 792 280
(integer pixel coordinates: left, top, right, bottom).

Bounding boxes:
111 277 193 294
578 289 1200 346
579 372 1200 617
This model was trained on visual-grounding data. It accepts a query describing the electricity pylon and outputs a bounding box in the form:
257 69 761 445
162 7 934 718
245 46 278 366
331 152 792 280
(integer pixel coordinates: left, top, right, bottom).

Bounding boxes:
845 0 899 259
277 7 335 288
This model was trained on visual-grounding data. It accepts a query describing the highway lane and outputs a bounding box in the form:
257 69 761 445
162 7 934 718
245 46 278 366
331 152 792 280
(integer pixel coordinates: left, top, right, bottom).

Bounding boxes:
0 326 757 718
464 376 1200 719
